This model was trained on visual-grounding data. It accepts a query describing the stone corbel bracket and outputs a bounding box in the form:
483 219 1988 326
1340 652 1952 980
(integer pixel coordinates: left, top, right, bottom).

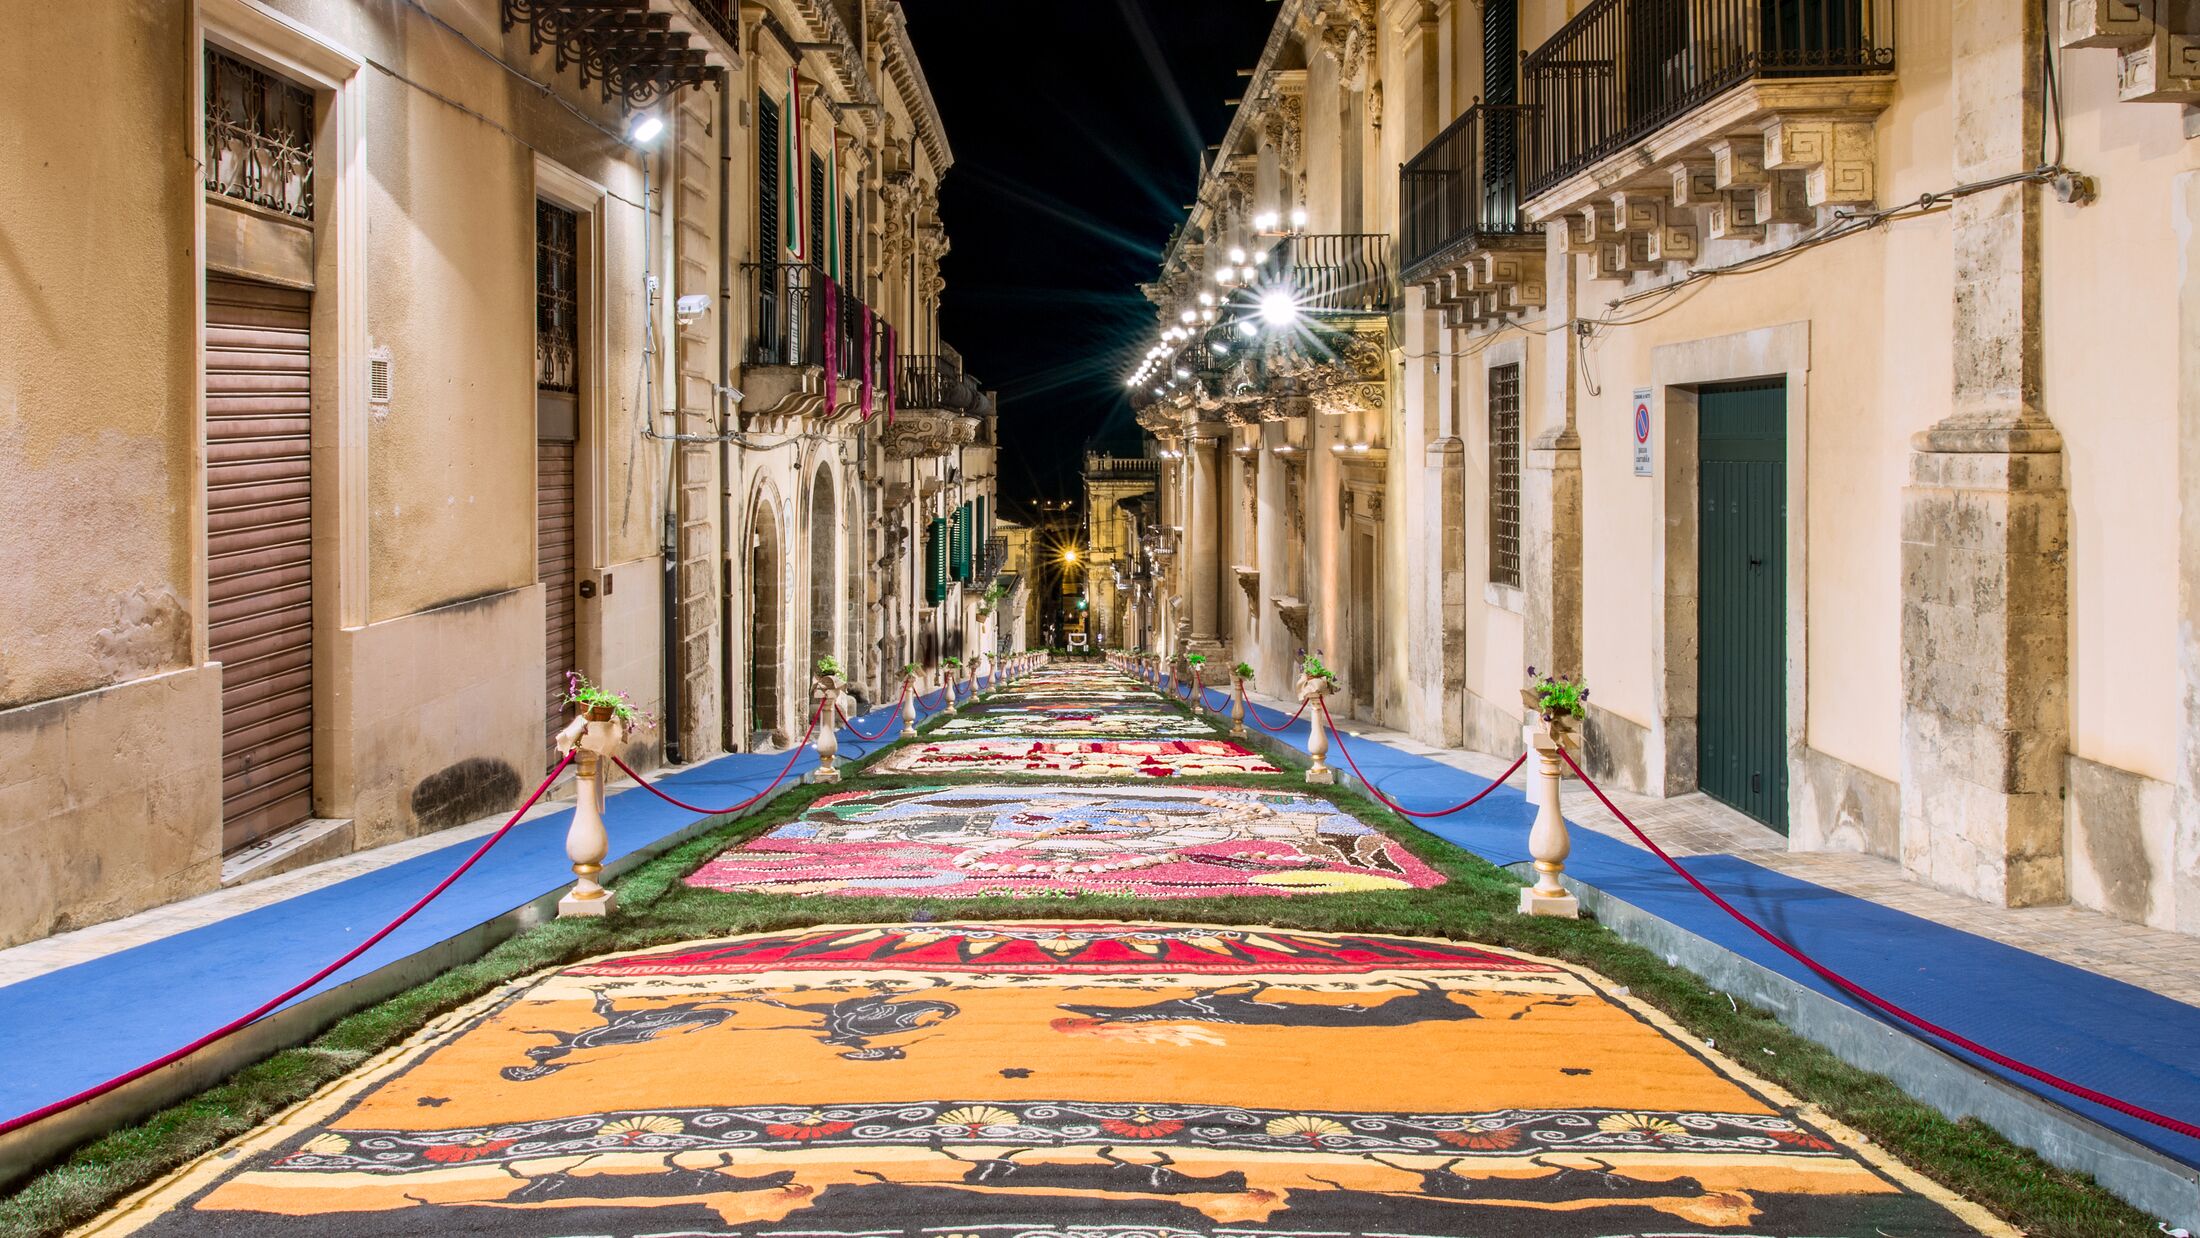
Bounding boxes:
2062 0 2200 102
1527 79 1897 283
1273 595 1309 645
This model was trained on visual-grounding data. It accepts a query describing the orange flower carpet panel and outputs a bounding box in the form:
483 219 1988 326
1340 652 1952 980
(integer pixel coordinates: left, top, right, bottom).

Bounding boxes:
681 784 1442 897
88 923 2007 1237
870 738 1281 778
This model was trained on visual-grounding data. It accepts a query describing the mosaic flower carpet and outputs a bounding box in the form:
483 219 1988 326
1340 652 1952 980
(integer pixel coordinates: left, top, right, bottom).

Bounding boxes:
683 784 1442 897
88 923 2005 1237
932 707 1218 738
871 738 1281 778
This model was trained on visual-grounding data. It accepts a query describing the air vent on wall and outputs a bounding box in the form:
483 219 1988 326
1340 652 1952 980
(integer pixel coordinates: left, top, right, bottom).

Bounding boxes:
369 347 392 407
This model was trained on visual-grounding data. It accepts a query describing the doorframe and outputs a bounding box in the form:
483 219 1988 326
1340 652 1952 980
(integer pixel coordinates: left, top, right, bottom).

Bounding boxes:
196 0 367 826
1647 323 1809 820
533 156 610 700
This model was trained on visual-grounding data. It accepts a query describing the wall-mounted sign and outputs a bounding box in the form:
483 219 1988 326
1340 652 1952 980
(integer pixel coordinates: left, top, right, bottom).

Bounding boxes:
1631 388 1653 477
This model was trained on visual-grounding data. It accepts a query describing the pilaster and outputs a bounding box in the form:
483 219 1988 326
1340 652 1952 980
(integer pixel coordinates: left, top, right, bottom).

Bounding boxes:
1524 229 1584 676
1899 0 2069 907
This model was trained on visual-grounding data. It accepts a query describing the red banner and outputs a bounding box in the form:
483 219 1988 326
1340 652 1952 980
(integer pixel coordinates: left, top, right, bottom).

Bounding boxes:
821 274 838 412
859 302 875 420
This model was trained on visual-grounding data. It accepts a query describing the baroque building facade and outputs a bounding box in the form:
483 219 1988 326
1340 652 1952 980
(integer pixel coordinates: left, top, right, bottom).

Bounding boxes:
0 0 1005 948
1132 0 2200 936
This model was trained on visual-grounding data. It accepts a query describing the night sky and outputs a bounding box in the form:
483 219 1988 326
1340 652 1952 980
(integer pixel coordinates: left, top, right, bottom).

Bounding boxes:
901 0 1276 518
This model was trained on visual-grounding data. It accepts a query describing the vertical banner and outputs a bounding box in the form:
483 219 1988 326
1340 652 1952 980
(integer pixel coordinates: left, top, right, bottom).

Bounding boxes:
885 322 899 425
822 274 839 412
825 137 841 280
859 303 875 419
783 67 805 262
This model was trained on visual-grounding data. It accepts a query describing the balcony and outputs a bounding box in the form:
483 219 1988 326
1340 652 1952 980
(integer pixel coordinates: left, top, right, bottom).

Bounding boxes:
1518 0 1898 275
883 350 986 460
1399 102 1546 327
1282 233 1397 317
499 0 733 107
740 262 882 424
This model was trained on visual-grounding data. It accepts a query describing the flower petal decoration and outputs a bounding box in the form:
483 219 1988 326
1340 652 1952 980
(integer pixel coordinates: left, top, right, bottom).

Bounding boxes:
1264 1114 1350 1143
422 1135 517 1163
934 1105 1019 1134
1597 1112 1685 1139
599 1115 685 1143
1436 1121 1521 1150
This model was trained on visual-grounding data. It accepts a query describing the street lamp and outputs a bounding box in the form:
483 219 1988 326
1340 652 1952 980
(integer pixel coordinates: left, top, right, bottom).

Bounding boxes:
1259 290 1299 329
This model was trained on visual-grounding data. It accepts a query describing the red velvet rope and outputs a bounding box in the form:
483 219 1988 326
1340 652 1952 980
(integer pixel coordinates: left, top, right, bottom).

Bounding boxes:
0 749 577 1137
611 700 823 818
835 682 909 742
1315 698 1528 819
1557 748 2200 1142
1244 688 1311 733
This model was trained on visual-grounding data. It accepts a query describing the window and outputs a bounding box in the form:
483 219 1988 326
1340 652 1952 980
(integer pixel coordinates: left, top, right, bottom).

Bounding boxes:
535 201 579 394
757 93 780 259
204 46 315 220
926 517 947 606
951 502 972 582
809 153 827 271
1488 363 1522 588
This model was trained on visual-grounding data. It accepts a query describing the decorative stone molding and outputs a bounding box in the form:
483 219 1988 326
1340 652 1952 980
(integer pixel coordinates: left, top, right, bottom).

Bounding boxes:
1269 326 1388 418
1232 565 1261 606
879 409 978 461
2062 0 2200 103
1273 595 1310 645
1524 79 1897 283
1421 241 1547 328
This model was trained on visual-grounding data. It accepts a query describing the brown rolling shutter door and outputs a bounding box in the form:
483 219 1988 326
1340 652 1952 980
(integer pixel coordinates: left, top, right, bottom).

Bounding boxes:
206 276 314 851
539 439 577 756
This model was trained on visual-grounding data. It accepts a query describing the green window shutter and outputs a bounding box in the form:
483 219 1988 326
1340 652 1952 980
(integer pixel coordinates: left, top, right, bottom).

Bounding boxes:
951 503 972 582
975 496 988 565
926 517 947 606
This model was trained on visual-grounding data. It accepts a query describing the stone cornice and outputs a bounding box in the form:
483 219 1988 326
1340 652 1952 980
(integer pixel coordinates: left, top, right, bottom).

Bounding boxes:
876 2 953 172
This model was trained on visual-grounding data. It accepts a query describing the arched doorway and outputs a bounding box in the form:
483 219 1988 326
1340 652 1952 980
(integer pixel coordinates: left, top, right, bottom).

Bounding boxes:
808 465 837 677
748 493 784 747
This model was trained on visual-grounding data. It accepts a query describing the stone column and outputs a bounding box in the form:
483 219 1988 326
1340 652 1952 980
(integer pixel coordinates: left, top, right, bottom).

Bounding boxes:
1898 0 2067 907
1186 427 1225 654
1524 229 1584 677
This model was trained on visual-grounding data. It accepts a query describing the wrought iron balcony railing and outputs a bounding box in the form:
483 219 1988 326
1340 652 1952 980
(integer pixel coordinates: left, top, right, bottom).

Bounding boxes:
1522 0 1895 199
895 352 986 414
1282 233 1396 315
743 260 823 368
980 535 1009 581
744 261 881 388
1400 102 1540 281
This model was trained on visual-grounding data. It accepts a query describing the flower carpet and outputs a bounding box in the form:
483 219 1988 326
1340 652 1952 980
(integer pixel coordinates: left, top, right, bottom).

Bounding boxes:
870 737 1281 778
682 783 1442 897
87 922 2007 1237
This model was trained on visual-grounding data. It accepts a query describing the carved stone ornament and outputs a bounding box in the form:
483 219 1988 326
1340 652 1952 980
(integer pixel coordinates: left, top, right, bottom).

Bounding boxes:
880 409 979 461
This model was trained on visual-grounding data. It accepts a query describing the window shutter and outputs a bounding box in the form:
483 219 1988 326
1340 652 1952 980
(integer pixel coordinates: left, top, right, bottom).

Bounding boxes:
926 517 948 606
951 503 972 581
757 94 780 261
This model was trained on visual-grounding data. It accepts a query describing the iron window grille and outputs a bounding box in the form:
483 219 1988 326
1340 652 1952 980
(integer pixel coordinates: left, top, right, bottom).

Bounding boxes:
536 201 580 394
203 46 314 221
1489 363 1523 588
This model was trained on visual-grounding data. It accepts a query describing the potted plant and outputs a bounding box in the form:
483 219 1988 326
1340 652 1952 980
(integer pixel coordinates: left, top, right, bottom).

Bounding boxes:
815 654 845 680
563 671 654 730
1521 666 1588 746
1233 660 1256 683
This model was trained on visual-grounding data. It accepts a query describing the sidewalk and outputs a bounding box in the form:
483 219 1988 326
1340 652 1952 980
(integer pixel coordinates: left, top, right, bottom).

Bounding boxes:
0 684 964 1182
1169 675 2200 1220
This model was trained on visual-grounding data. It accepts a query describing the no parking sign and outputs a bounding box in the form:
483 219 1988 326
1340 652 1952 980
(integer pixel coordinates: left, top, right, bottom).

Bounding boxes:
1631 388 1653 477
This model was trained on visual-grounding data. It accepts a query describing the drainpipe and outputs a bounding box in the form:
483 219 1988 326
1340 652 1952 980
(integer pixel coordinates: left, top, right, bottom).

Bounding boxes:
651 148 685 768
717 83 737 753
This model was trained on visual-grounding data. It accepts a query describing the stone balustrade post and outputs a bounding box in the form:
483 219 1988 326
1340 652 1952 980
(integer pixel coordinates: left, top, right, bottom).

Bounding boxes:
808 673 847 784
1230 675 1250 738
1298 673 1340 785
900 672 919 729
553 706 629 918
1518 695 1583 918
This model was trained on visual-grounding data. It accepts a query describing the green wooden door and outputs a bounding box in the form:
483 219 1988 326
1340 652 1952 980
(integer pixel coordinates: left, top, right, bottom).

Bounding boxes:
1698 381 1788 832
